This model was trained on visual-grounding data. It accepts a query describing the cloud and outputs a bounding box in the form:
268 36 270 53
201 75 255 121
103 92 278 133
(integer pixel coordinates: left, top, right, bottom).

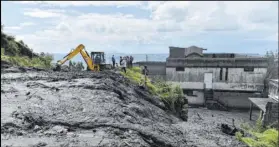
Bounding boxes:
147 1 277 32
20 22 36 27
6 1 278 53
23 8 65 18
4 22 36 31
15 1 144 8
5 26 21 30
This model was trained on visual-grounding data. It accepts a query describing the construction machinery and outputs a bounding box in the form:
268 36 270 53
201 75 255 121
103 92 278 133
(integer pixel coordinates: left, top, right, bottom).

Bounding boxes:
90 51 112 71
53 44 110 72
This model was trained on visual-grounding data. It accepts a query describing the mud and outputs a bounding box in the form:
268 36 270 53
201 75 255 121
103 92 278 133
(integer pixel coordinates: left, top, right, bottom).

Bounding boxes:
1 66 258 147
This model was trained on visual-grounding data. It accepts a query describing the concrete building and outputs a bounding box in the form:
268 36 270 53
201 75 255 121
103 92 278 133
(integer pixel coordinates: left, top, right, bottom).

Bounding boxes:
134 46 269 109
166 46 268 109
135 46 269 109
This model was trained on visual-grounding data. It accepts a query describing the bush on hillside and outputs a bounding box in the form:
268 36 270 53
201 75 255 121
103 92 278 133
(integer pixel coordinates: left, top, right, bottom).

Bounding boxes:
1 25 38 58
1 24 53 69
121 67 185 115
1 48 53 69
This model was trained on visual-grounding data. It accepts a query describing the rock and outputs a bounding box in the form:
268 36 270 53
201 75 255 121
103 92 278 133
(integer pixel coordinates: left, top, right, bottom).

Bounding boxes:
31 142 47 147
51 125 68 134
34 125 41 132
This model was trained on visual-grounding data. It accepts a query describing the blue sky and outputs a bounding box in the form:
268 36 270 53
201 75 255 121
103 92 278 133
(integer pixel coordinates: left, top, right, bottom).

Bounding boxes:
1 1 278 54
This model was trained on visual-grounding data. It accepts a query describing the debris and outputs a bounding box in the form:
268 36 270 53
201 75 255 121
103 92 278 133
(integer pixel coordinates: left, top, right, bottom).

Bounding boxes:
31 142 47 147
26 92 31 96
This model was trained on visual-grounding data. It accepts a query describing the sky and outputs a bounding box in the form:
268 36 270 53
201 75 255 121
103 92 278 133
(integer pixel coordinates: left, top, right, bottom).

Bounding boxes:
1 1 278 54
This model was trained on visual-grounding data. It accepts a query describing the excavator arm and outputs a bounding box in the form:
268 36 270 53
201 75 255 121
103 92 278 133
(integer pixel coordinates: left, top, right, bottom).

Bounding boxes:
54 44 97 71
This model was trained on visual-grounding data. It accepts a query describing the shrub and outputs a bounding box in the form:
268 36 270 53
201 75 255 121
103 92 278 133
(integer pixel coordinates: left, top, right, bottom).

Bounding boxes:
1 55 53 69
236 112 279 147
121 67 185 114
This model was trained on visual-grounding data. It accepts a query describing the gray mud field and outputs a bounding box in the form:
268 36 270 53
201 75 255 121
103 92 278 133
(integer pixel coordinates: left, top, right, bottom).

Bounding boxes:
1 67 258 147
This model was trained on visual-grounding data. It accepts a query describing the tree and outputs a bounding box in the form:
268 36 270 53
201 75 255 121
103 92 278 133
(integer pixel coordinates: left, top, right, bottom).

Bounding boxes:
69 60 73 70
265 50 278 79
263 50 278 97
76 62 84 71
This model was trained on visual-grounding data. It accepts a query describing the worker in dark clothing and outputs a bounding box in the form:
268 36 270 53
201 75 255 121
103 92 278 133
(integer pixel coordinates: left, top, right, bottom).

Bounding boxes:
142 65 149 76
130 56 134 68
112 55 115 68
120 56 123 65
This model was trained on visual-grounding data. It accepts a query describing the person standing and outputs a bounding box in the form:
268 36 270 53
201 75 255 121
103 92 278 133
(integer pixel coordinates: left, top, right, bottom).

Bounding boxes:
120 56 127 73
120 56 123 66
112 55 115 68
126 56 130 68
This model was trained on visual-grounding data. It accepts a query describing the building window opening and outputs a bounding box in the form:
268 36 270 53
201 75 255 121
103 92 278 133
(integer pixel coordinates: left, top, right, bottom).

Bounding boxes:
183 90 197 97
244 67 254 72
220 68 223 80
225 68 228 81
176 67 185 71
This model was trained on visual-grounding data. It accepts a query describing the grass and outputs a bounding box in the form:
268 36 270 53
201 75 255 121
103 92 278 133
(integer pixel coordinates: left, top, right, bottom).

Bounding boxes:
121 67 185 114
236 112 279 147
1 48 53 69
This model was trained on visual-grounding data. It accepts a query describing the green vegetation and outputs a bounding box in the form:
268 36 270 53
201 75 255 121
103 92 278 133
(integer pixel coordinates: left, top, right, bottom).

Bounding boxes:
236 113 279 147
121 67 185 114
1 24 53 68
69 60 84 71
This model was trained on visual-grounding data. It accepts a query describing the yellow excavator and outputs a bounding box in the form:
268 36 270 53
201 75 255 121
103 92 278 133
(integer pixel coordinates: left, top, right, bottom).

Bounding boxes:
53 44 105 72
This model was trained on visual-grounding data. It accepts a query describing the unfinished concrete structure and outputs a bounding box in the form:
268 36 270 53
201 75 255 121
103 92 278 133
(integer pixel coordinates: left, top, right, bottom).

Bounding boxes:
134 46 268 109
166 46 268 109
249 79 278 128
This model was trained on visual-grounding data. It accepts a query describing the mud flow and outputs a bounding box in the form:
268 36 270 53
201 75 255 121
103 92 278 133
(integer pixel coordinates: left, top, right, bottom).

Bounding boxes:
1 66 255 147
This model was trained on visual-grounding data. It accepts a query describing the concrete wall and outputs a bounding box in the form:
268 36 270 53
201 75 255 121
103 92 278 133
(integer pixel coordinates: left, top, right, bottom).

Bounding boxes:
169 47 185 58
166 67 266 92
268 79 278 101
166 58 268 68
185 91 205 105
214 92 262 108
135 62 166 76
263 102 279 128
185 46 204 57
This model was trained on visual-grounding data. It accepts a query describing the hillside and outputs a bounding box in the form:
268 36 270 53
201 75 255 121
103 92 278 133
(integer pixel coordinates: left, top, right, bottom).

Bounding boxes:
1 24 53 69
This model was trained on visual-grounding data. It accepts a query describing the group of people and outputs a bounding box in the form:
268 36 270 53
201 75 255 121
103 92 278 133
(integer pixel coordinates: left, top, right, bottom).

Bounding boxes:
111 55 134 73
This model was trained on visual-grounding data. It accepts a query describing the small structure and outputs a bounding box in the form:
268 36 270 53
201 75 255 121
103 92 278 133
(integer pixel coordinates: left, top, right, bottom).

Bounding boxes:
249 79 278 127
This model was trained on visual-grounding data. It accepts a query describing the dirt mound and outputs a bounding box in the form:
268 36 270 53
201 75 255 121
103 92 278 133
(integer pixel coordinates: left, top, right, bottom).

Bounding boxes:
1 70 188 147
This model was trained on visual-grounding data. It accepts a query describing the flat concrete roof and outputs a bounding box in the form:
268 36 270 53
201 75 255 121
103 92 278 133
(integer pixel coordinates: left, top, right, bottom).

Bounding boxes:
248 98 277 112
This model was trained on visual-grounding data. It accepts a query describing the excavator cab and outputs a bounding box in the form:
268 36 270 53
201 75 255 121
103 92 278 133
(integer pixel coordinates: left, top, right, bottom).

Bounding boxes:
91 52 105 64
90 52 106 71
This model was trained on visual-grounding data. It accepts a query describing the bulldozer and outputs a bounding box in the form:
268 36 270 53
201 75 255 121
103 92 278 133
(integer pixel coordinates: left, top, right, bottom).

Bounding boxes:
53 44 111 72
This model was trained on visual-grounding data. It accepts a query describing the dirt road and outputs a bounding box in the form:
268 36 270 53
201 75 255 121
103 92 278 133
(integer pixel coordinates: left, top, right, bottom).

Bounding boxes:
1 66 256 147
